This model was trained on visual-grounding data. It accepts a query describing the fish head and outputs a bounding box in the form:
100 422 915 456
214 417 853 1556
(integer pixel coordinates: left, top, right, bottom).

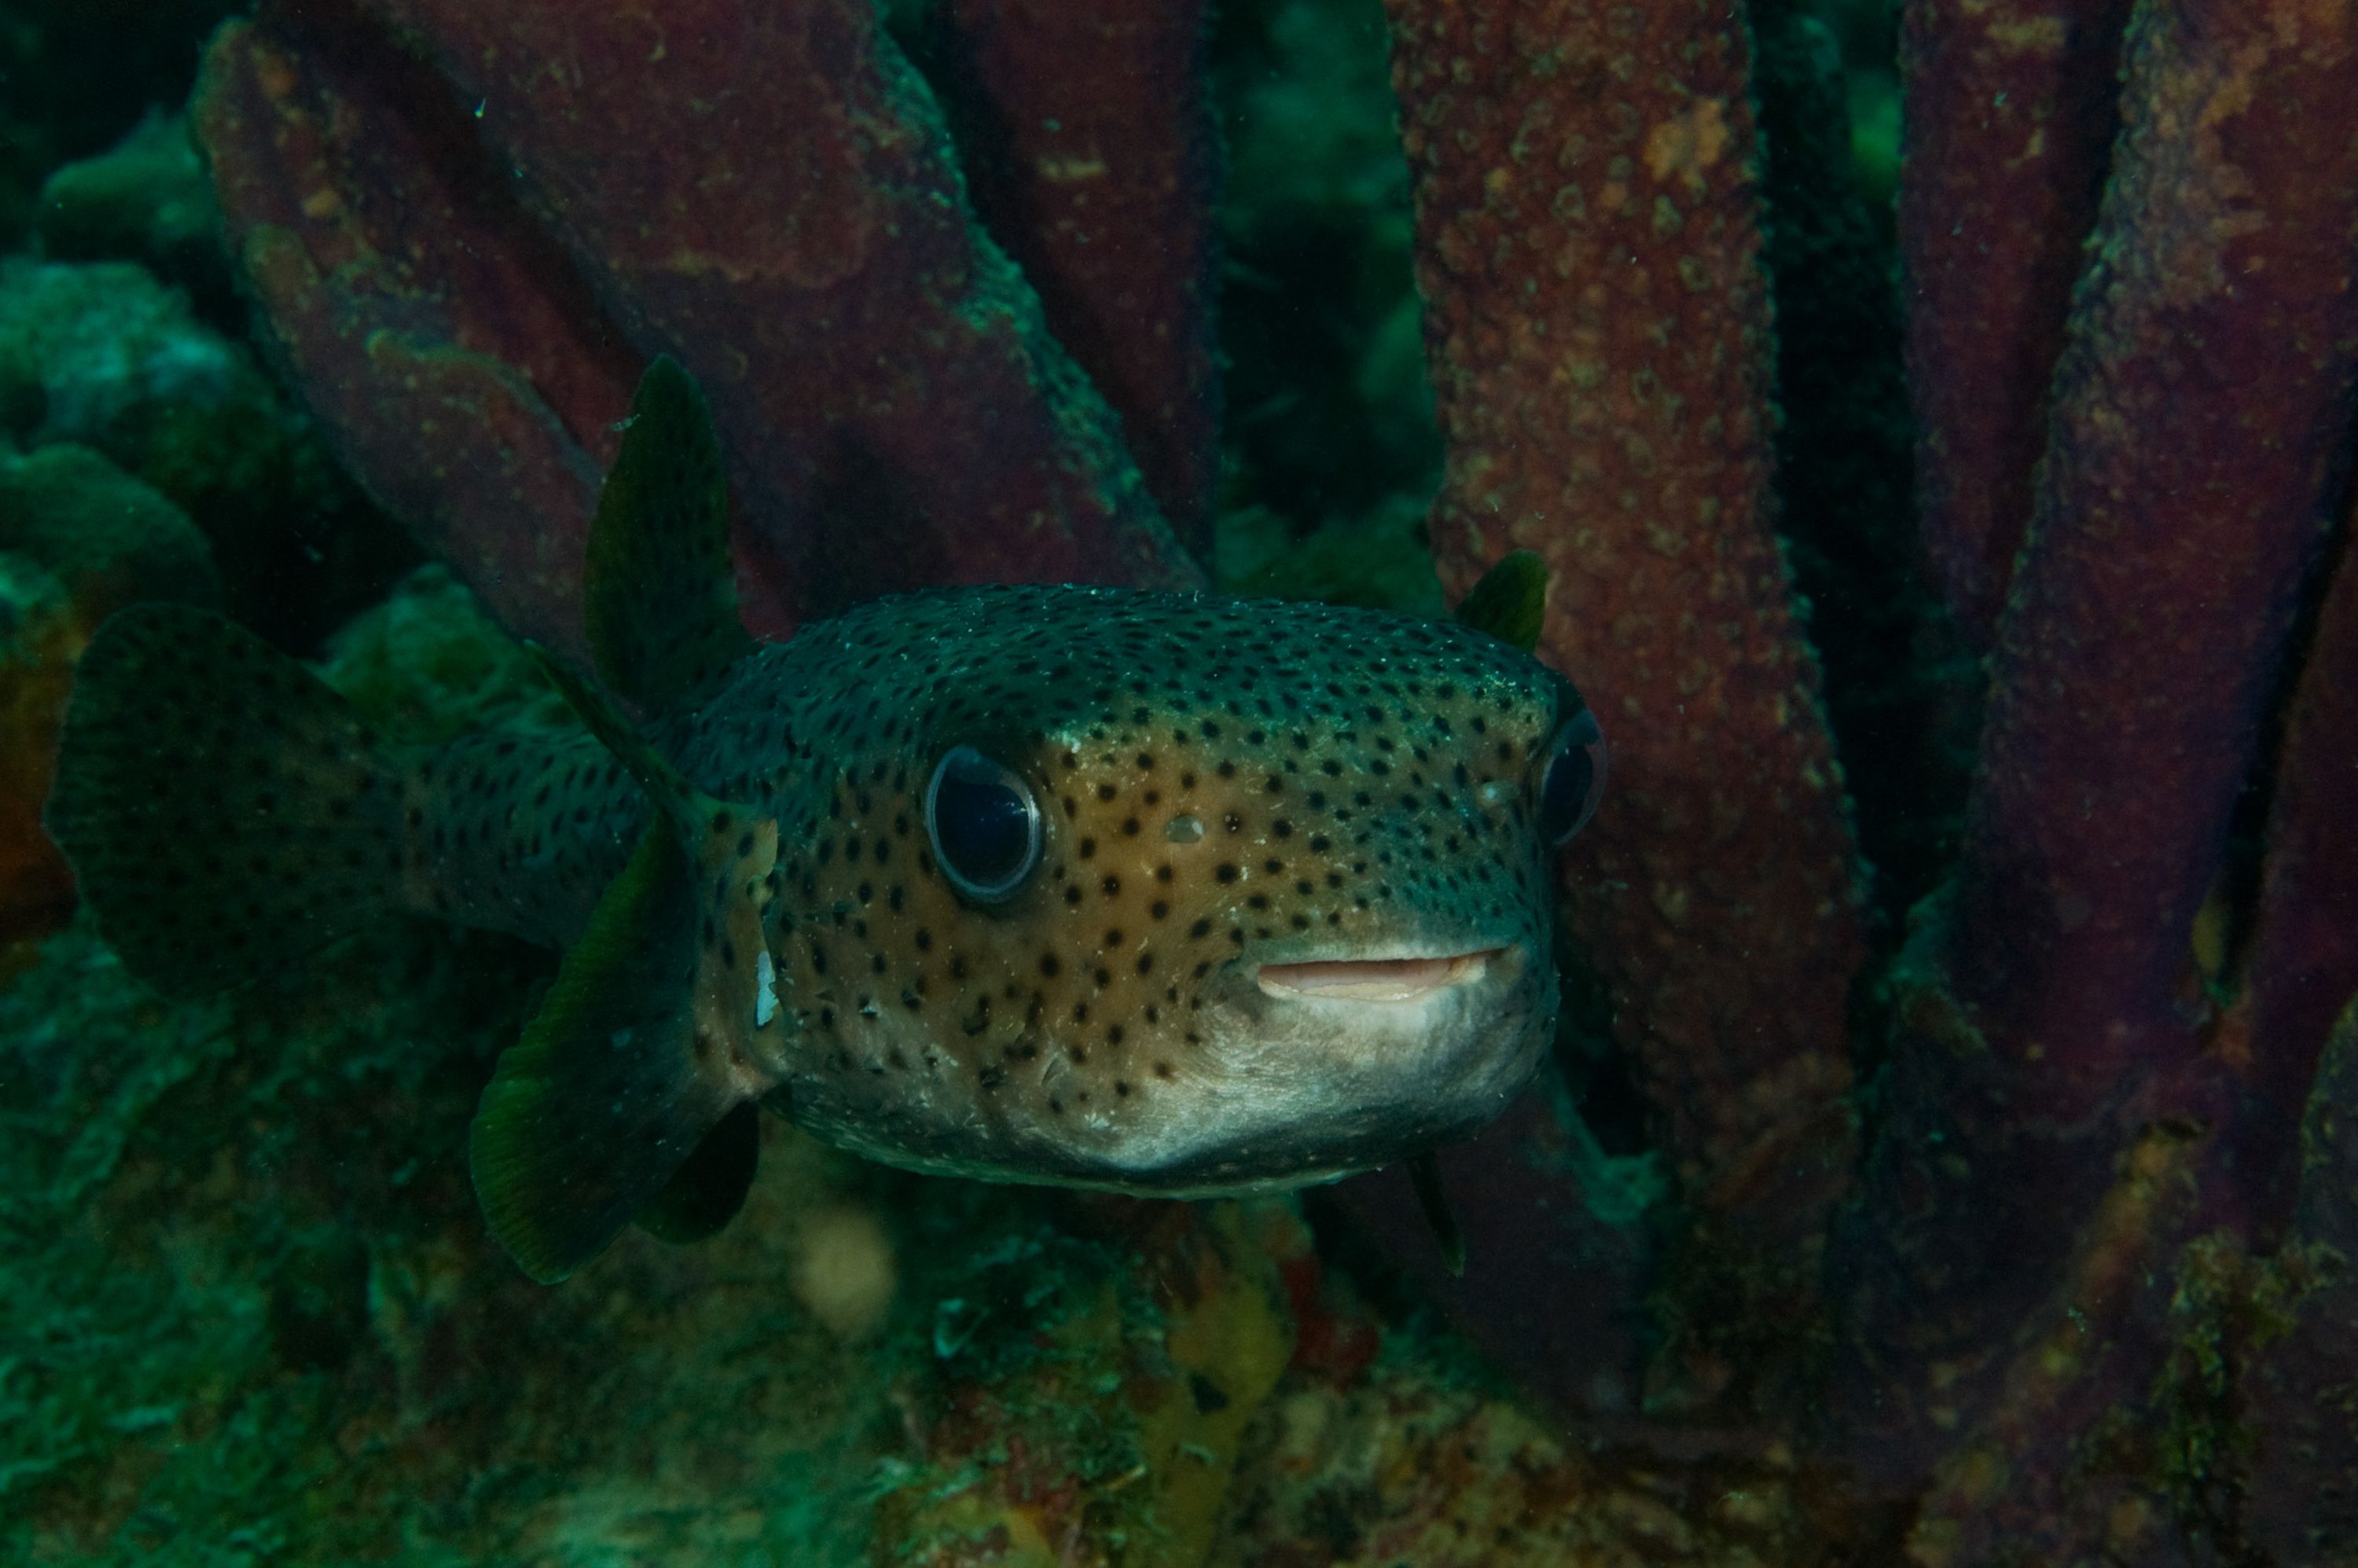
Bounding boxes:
766 585 1604 1193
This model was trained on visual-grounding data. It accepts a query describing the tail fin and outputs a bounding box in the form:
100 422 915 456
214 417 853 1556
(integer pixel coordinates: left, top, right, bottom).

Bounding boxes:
46 604 406 997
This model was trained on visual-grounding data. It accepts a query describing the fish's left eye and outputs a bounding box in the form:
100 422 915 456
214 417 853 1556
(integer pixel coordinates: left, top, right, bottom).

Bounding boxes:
1537 710 1607 846
926 745 1043 902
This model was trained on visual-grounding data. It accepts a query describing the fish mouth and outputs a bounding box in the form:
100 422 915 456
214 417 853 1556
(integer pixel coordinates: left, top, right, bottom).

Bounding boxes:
1254 947 1505 1004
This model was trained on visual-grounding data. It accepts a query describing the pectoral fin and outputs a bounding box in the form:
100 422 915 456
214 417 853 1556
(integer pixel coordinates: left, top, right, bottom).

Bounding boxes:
1408 1152 1467 1279
637 1102 762 1244
471 826 733 1281
472 654 784 1282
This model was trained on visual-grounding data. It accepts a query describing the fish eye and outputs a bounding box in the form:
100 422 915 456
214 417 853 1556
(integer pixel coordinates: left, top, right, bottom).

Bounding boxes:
1537 710 1607 846
925 745 1043 902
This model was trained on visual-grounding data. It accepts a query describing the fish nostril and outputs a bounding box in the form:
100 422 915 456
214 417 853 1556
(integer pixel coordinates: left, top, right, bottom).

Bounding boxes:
1165 813 1205 843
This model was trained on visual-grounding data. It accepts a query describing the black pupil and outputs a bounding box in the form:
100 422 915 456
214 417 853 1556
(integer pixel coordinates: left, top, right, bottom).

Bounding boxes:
1541 744 1594 843
935 765 1032 888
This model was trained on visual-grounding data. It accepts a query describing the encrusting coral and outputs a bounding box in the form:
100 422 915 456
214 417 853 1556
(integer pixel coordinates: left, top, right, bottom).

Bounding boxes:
1901 0 2134 646
925 0 1225 556
192 0 1203 671
1839 13 2358 1551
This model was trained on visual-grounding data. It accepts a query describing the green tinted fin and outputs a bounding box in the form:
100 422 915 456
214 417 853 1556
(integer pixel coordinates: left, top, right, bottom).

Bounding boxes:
473 648 784 1281
1408 1152 1467 1279
586 355 753 712
471 825 725 1281
637 1102 761 1244
46 604 406 998
1453 551 1548 653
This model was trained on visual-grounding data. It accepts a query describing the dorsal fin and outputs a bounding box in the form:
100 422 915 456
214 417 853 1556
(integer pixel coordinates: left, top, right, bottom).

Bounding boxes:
1454 551 1548 653
471 643 783 1281
586 355 754 712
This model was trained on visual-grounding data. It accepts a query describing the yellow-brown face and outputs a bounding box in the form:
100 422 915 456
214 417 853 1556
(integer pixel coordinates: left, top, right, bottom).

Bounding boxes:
726 585 1603 1192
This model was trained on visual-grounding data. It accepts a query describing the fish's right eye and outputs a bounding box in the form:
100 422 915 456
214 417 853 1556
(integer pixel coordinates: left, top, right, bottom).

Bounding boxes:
925 746 1043 903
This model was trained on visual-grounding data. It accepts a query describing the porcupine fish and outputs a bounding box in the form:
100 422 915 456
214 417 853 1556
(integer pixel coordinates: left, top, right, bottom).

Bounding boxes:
46 359 1606 1283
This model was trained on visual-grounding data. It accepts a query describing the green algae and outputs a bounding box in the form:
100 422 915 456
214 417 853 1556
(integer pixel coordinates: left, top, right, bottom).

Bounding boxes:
2 900 975 1562
318 567 571 747
35 114 231 325
0 442 219 609
0 897 1313 1563
0 258 414 652
2148 1232 2319 1552
1210 0 1443 589
0 2 239 250
1214 496 1441 614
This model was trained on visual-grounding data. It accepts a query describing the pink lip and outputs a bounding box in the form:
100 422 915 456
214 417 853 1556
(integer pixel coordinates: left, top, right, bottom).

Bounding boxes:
1254 949 1500 1004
